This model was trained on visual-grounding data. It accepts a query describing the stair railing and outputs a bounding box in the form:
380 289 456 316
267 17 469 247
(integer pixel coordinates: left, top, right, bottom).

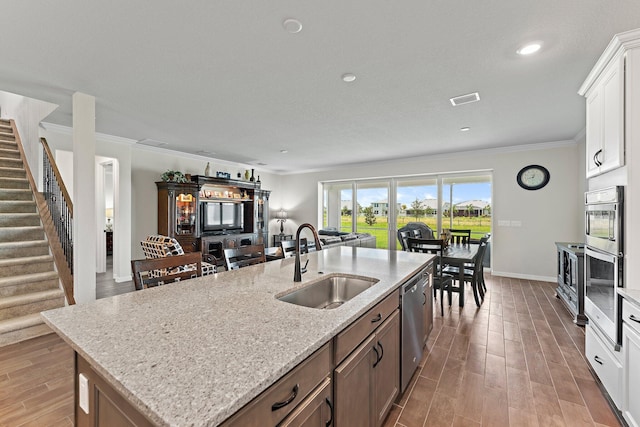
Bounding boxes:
41 138 73 270
9 118 74 304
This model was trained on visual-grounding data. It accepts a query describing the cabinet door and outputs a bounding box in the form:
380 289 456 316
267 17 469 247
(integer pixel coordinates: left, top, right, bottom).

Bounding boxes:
335 334 375 427
586 86 603 177
623 323 640 427
279 378 333 427
374 310 400 427
600 57 624 174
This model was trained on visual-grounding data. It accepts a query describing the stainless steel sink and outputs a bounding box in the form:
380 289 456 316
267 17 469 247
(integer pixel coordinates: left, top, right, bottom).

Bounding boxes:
277 274 379 309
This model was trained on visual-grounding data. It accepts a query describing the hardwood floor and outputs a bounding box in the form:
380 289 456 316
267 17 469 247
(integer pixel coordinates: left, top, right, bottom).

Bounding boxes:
96 255 135 299
0 274 621 426
383 274 621 427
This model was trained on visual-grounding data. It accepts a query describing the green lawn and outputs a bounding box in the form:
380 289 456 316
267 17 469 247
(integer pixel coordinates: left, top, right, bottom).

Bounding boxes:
341 215 491 249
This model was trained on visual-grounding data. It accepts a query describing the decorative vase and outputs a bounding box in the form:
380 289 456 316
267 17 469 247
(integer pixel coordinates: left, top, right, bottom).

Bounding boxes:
250 168 255 182
244 170 250 180
204 162 211 176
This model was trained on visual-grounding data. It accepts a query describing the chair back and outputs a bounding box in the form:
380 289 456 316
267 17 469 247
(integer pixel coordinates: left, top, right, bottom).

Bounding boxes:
407 237 447 277
140 235 185 259
448 229 471 245
473 237 489 276
224 244 267 270
131 252 202 290
397 222 435 250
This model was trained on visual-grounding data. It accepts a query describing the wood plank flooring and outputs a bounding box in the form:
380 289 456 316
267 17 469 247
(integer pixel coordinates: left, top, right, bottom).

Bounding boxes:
383 274 621 427
0 273 621 426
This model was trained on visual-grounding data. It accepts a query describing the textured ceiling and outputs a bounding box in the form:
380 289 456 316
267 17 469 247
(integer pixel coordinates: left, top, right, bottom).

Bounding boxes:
2 1 640 173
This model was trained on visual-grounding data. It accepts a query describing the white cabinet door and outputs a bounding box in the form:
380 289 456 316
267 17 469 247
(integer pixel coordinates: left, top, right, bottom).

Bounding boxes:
584 55 625 178
623 324 640 427
600 58 624 174
586 86 603 177
585 324 622 408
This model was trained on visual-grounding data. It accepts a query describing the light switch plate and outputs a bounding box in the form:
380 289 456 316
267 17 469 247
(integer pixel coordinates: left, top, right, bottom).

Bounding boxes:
79 373 89 414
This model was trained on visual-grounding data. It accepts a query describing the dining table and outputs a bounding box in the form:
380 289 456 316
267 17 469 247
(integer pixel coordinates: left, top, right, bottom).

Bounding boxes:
441 243 481 307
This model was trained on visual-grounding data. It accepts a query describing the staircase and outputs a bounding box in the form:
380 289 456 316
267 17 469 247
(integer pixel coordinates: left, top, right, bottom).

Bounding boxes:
0 118 65 346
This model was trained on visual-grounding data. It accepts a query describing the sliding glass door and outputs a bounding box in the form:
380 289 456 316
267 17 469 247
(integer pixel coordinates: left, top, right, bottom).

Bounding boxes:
356 181 390 249
441 174 492 240
321 171 492 250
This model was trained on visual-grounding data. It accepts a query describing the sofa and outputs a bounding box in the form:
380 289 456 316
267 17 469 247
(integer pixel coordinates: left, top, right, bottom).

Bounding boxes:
317 229 377 249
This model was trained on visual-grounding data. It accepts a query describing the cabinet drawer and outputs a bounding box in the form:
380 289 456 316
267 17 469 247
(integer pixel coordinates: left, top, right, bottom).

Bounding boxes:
622 299 640 336
585 324 622 409
222 342 332 427
335 289 399 364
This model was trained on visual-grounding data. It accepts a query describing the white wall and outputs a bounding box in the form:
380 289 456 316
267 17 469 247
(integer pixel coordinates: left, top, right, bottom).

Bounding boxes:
0 90 57 188
278 141 585 281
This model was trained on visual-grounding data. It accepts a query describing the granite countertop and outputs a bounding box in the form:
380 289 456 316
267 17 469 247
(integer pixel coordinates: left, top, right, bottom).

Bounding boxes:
42 246 432 426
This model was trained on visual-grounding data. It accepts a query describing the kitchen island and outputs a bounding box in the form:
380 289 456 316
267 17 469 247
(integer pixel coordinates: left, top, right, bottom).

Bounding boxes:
42 246 432 426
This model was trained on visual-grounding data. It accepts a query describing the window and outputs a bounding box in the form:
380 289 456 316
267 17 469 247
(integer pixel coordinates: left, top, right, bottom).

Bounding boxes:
322 171 491 249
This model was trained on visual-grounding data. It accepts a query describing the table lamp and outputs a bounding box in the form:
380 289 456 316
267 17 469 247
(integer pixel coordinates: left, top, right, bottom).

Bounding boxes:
276 209 288 235
105 208 114 231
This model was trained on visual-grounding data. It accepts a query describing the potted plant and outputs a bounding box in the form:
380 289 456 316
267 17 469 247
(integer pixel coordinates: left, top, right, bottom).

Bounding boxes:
161 170 188 183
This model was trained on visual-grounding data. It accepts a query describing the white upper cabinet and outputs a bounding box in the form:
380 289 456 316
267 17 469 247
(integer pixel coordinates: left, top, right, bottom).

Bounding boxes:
580 29 640 178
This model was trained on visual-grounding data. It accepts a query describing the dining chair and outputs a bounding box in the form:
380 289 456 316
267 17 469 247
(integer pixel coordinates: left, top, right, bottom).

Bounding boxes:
141 235 216 275
224 244 267 270
448 229 471 245
443 237 489 304
406 237 454 315
131 252 202 290
279 238 309 258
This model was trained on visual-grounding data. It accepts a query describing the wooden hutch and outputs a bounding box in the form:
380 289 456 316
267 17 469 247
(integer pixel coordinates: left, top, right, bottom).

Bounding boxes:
156 175 270 266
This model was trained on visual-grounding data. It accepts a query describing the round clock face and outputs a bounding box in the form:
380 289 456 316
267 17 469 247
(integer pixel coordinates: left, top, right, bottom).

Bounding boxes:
516 165 550 190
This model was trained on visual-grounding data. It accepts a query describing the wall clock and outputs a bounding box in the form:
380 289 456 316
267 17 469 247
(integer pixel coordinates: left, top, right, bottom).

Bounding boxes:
516 165 550 190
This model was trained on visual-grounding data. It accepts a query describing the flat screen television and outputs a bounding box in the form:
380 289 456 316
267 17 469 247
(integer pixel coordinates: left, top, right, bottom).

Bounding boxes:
201 201 244 233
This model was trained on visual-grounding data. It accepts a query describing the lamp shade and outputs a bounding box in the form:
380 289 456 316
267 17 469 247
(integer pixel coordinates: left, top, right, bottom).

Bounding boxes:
276 209 288 220
105 208 114 219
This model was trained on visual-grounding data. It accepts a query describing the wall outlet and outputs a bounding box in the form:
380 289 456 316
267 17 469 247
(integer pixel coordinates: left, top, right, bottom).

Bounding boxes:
79 373 89 414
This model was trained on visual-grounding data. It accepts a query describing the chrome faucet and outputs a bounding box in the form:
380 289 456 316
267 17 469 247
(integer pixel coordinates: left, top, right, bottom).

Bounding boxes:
294 223 323 282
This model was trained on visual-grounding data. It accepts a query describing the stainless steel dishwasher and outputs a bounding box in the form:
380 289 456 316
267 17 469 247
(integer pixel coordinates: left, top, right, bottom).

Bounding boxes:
400 269 426 392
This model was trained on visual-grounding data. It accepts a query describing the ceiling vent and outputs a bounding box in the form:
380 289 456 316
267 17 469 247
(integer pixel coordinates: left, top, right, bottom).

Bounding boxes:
449 92 480 106
137 138 168 147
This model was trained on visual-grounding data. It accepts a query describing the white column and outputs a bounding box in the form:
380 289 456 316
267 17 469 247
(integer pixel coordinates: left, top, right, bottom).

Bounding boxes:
72 92 96 303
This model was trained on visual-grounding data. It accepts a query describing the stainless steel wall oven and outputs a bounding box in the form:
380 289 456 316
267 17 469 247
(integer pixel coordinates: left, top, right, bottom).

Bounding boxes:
584 186 624 347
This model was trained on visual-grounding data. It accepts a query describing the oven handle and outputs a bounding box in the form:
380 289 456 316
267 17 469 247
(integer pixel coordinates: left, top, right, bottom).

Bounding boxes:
585 247 617 264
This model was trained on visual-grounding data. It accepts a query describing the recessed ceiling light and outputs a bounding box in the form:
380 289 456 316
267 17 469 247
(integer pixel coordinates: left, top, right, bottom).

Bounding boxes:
280 149 288 154
342 73 357 83
460 127 470 132
282 18 302 34
517 42 542 55
450 92 480 106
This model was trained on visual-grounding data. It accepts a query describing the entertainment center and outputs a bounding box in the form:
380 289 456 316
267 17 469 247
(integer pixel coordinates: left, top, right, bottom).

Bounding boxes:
156 175 270 267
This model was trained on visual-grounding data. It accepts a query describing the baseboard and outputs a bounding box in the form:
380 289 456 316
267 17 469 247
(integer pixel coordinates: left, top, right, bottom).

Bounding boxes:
490 271 555 283
115 275 132 283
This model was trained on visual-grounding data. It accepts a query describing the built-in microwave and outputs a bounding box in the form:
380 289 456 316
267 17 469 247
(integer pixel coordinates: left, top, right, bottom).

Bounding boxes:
585 186 623 256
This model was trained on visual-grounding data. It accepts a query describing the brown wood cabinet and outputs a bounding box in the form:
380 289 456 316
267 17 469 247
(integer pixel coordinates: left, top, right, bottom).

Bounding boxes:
221 343 332 427
76 354 154 427
334 310 400 427
279 378 333 427
156 181 199 252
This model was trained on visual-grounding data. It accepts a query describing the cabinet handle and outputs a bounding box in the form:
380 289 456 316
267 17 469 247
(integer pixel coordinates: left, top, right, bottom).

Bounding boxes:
629 314 640 324
423 292 427 305
371 313 382 323
271 384 299 411
373 345 381 368
377 341 384 362
594 149 603 167
593 355 604 365
325 398 334 427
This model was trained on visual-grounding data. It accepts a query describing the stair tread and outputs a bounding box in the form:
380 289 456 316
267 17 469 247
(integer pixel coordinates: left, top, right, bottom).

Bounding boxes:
0 239 48 248
0 254 53 267
0 312 45 334
0 271 59 288
0 288 64 309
